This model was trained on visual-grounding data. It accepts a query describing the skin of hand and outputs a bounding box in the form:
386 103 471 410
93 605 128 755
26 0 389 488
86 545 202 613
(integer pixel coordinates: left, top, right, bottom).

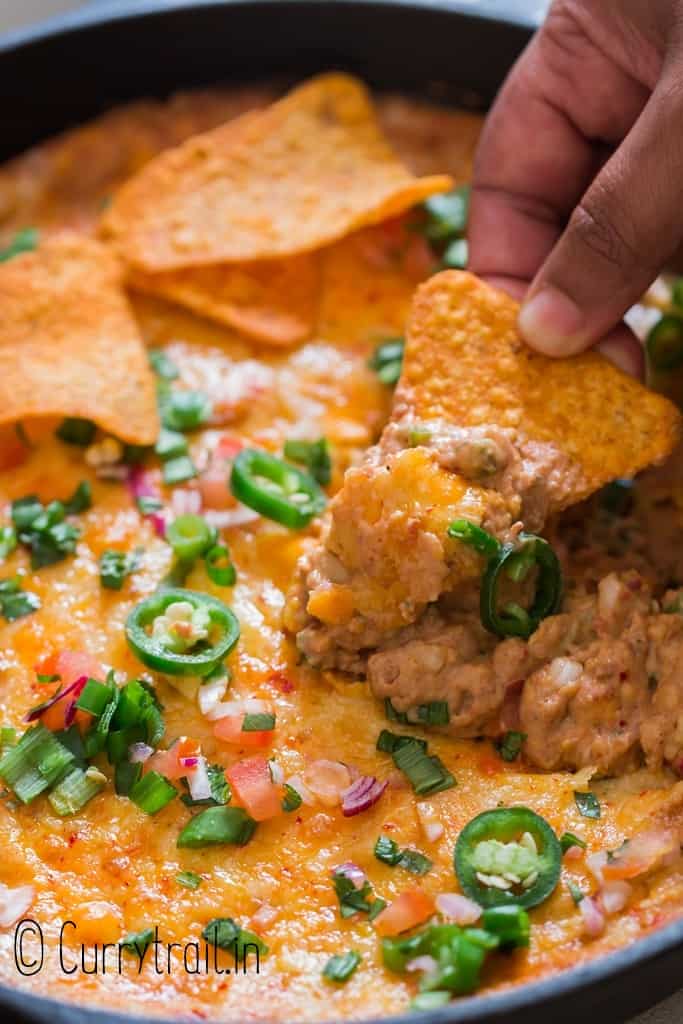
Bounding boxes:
468 0 683 376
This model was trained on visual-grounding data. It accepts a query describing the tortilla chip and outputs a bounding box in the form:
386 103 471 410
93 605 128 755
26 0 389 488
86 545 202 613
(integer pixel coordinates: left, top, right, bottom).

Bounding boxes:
101 74 452 272
401 271 681 504
0 233 158 445
128 253 320 346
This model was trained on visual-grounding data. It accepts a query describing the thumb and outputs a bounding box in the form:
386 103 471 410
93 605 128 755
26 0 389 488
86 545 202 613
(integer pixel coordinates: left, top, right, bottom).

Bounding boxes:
518 79 683 357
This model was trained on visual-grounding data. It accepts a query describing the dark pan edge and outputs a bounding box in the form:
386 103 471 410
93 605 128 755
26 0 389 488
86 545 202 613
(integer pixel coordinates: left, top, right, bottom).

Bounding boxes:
0 1 681 1022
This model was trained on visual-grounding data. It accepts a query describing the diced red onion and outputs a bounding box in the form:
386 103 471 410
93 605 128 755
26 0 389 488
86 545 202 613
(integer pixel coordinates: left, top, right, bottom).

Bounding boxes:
0 882 34 928
333 862 367 890
187 757 212 802
249 902 279 931
128 742 154 764
204 506 260 530
579 895 605 939
341 775 388 817
126 466 166 537
180 756 200 769
63 699 78 728
24 675 89 723
435 893 482 925
268 760 284 786
600 880 632 916
406 955 438 974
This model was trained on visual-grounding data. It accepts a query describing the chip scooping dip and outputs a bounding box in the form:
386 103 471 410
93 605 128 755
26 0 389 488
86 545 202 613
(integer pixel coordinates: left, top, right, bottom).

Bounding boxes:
128 252 320 346
101 73 453 271
0 233 158 444
292 271 681 643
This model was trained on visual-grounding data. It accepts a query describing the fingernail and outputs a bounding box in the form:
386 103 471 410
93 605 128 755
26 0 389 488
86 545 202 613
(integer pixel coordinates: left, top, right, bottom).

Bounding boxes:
518 286 586 356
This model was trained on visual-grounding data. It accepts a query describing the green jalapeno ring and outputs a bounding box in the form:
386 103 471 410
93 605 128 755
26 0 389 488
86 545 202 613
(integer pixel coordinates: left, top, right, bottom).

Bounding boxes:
454 806 562 910
125 587 240 677
230 448 326 530
480 532 562 639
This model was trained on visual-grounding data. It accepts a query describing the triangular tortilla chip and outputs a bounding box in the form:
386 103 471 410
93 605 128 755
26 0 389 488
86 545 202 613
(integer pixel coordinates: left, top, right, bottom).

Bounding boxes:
293 271 680 639
101 74 452 272
401 271 680 504
0 233 158 445
128 253 320 346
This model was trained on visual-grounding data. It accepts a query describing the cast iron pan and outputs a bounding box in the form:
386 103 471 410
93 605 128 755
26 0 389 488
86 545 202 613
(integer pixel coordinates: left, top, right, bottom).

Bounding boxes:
0 2 681 1022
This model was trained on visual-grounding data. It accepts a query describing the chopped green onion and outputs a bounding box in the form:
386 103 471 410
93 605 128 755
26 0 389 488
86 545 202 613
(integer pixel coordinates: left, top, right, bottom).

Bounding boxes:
0 726 16 757
283 438 332 486
416 701 450 726
331 869 376 918
391 738 456 796
368 338 404 385
0 227 39 263
56 418 96 446
137 495 163 516
574 791 601 819
442 237 468 269
121 927 155 955
11 495 43 531
397 848 433 876
48 765 105 816
76 679 115 717
205 545 236 587
155 428 189 461
481 905 530 948
323 950 361 983
368 898 387 921
176 870 202 890
374 835 402 866
448 519 500 558
0 579 40 621
166 515 214 562
180 763 230 807
148 349 179 380
99 548 141 590
176 806 256 848
114 760 142 796
129 770 176 815
560 831 587 854
647 315 683 371
376 729 427 754
496 731 526 762
0 526 17 561
162 455 197 486
159 389 211 432
202 917 268 957
0 723 74 803
64 481 92 515
282 783 302 812
242 712 275 732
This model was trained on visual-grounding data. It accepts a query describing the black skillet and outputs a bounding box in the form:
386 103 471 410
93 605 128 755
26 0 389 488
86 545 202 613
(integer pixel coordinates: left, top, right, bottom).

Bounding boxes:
0 2 681 1022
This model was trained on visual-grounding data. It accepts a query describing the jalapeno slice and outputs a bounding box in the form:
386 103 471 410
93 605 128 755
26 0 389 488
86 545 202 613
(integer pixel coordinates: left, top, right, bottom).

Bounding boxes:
646 315 683 371
125 588 240 677
454 807 562 909
480 532 562 639
230 449 326 529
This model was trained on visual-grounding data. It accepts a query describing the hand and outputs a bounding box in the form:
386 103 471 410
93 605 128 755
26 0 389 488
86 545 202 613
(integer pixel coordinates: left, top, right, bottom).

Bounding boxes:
468 0 683 375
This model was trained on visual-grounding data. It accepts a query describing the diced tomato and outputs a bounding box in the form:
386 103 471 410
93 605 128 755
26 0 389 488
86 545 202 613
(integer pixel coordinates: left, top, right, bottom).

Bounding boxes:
198 436 245 509
226 756 281 821
373 888 436 937
213 714 274 748
36 650 106 685
145 737 201 780
215 436 244 460
35 650 106 732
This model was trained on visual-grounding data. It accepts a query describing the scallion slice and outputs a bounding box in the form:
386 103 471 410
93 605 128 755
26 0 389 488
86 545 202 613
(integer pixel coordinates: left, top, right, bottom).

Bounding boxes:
76 678 115 717
176 870 202 890
323 950 361 983
202 917 268 957
241 712 275 732
0 227 39 263
129 770 176 815
560 831 587 854
496 731 526 762
374 835 401 866
282 783 302 812
148 349 179 381
0 723 74 803
162 455 197 486
159 390 211 432
574 791 601 819
397 848 433 876
176 806 256 848
205 545 237 587
283 438 332 486
166 515 215 562
155 428 189 461
48 766 104 816
56 418 96 447
121 927 155 955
